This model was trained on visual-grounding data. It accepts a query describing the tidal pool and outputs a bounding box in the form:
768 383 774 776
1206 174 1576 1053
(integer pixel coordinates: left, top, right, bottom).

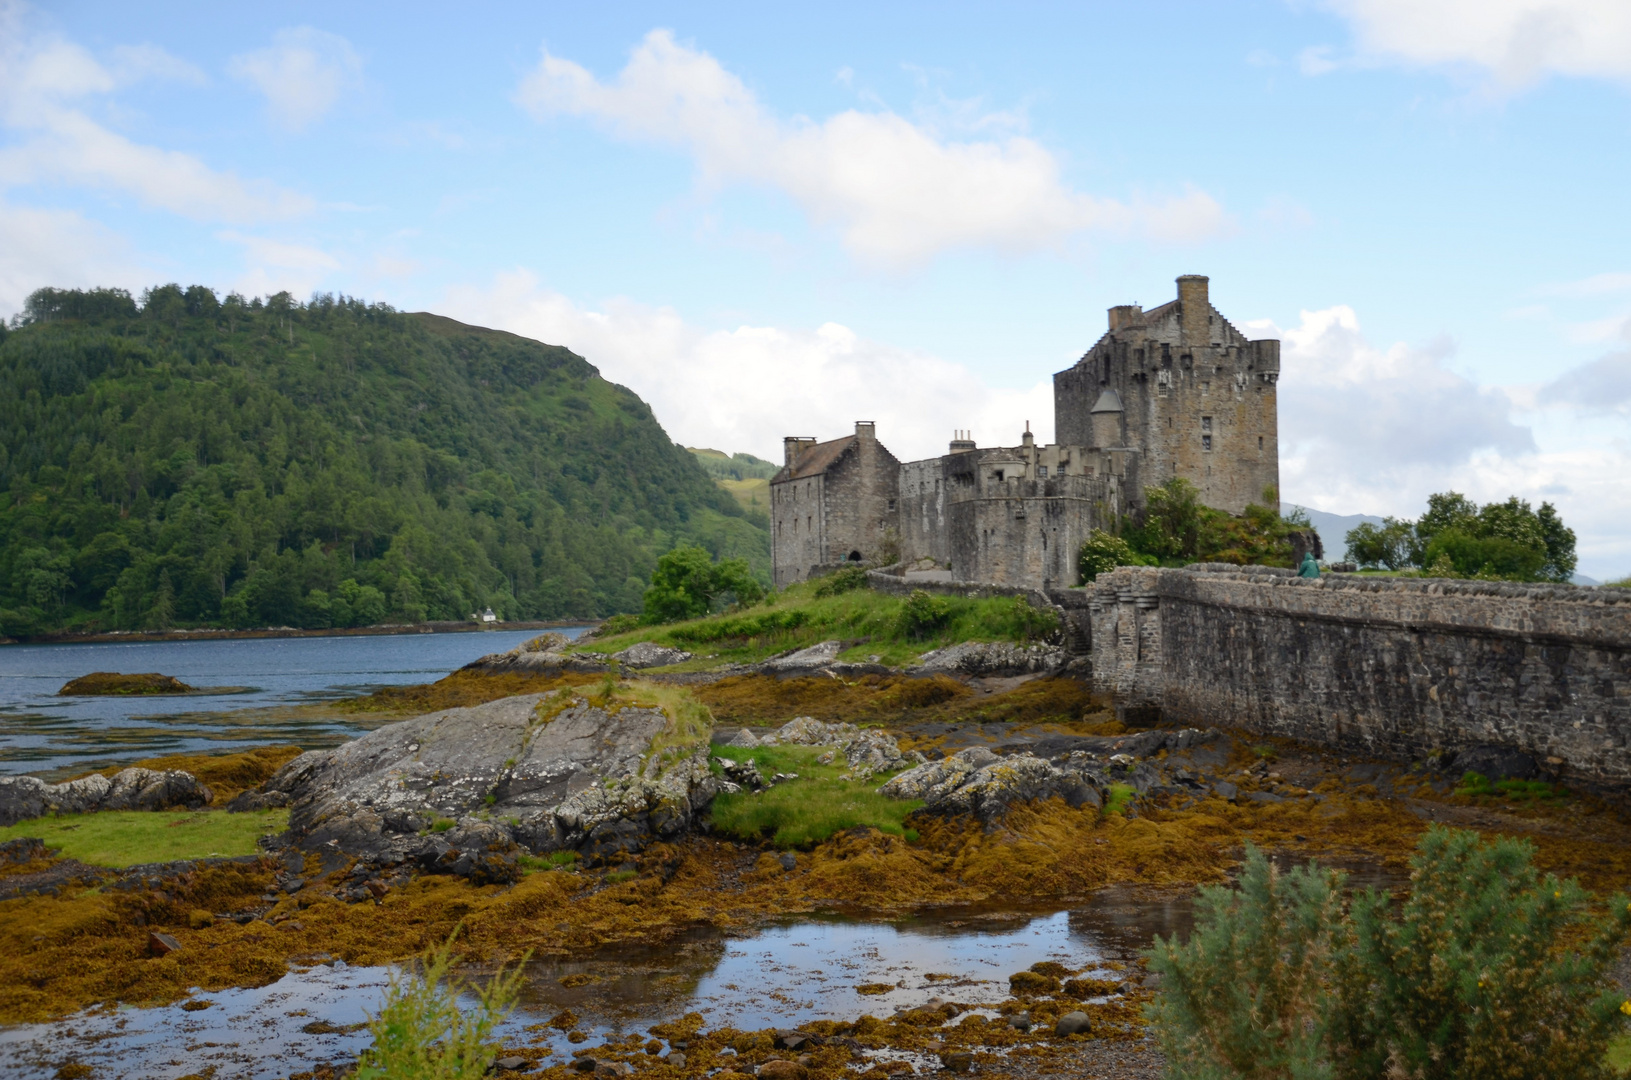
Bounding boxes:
0 904 1138 1080
0 628 586 776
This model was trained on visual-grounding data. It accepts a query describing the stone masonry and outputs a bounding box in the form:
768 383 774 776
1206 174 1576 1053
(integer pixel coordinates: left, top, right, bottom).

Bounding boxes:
1089 564 1631 787
772 276 1282 590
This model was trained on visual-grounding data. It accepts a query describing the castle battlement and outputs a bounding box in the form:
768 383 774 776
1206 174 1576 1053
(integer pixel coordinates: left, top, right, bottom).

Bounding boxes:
771 276 1281 590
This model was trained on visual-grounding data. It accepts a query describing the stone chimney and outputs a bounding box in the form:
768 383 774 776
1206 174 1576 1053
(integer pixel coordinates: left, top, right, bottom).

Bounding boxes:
855 421 875 441
1177 274 1209 345
949 430 975 454
783 436 816 467
1108 304 1143 331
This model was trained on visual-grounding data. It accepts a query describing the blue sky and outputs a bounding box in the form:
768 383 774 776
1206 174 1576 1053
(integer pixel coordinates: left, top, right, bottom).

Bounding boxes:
3 1 1629 576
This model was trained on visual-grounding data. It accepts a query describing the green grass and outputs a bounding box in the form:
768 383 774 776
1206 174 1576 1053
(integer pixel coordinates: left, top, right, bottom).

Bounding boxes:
1103 783 1135 816
0 808 289 867
576 580 1058 669
707 745 923 847
1453 772 1568 802
1608 1031 1631 1074
517 851 579 873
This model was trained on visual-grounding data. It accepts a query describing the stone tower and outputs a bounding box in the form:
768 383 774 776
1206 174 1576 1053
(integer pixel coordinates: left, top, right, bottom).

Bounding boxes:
1053 275 1280 515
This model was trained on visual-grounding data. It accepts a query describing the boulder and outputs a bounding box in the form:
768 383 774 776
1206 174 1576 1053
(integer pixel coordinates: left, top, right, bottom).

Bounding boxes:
757 717 923 779
1055 1011 1091 1037
913 641 1064 677
882 749 1112 827
263 691 718 878
0 767 210 826
611 642 693 669
760 640 843 672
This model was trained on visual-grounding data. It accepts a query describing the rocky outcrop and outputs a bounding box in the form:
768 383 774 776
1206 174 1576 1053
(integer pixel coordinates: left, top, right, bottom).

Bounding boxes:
58 672 198 695
252 691 719 880
911 642 1065 677
0 767 213 826
881 728 1220 827
611 642 693 668
759 641 844 672
727 716 926 779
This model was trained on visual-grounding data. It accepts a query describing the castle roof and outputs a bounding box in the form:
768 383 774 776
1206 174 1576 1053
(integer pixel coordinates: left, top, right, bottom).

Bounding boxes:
777 435 855 481
1090 388 1124 413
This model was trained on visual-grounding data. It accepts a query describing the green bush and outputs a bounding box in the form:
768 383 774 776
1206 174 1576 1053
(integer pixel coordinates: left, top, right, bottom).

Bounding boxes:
1078 529 1141 581
356 929 527 1080
897 589 951 639
597 613 643 635
813 565 870 597
1148 828 1631 1080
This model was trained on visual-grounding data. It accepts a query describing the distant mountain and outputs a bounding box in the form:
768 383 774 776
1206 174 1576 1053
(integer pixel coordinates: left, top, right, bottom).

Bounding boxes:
1287 505 1386 562
0 285 768 636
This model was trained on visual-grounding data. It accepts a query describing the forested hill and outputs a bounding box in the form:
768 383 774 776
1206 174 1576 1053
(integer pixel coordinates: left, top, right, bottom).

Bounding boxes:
0 285 768 636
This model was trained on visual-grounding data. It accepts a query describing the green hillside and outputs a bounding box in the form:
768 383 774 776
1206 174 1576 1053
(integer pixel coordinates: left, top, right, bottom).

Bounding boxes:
0 285 768 636
687 448 775 518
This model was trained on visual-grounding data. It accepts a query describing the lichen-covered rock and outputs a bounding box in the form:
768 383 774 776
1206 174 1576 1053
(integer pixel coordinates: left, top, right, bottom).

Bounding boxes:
879 747 1001 802
760 640 843 672
912 642 1064 677
0 767 211 826
756 716 924 778
263 691 718 877
611 642 693 668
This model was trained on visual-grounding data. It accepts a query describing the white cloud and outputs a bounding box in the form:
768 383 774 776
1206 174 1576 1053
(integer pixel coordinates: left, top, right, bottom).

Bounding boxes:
218 231 340 298
1538 270 1631 297
108 43 206 86
1251 303 1631 577
0 19 311 223
515 30 1230 267
1323 0 1631 89
441 269 1054 463
229 27 362 132
1539 348 1631 414
0 199 146 317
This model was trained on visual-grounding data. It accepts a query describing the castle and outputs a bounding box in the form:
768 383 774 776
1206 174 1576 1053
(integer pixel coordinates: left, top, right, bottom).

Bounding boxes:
771 275 1282 590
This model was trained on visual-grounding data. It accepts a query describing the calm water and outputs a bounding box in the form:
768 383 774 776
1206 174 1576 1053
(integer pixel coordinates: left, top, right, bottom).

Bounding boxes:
0 906 1124 1080
0 629 586 777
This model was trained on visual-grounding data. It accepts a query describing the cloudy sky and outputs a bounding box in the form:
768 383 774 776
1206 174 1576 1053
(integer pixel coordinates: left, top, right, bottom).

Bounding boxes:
3 1 1629 577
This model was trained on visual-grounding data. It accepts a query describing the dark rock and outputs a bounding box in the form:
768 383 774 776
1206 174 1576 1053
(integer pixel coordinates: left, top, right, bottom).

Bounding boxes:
148 931 182 956
1006 1012 1032 1031
492 1056 534 1072
777 852 797 871
1447 744 1539 782
0 837 48 866
593 1063 634 1079
262 692 718 879
939 1051 975 1073
570 1058 597 1073
1055 1011 1091 1036
1211 781 1238 801
1242 790 1285 805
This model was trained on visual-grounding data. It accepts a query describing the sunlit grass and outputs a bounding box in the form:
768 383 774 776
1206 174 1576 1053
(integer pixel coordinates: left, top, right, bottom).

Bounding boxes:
0 808 289 867
708 745 922 847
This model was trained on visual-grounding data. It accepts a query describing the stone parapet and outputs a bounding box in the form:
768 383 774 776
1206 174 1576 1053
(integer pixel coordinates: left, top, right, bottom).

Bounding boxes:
1089 566 1631 787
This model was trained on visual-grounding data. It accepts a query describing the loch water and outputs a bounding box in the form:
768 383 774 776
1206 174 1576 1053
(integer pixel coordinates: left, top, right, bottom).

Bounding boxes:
0 628 587 777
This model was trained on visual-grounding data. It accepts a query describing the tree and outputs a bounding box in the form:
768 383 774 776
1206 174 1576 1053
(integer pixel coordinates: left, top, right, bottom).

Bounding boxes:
641 546 764 624
1078 529 1143 581
1345 517 1413 570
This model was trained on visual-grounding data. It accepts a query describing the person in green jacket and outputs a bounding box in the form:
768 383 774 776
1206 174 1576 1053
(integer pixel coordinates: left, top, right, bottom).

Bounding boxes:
1298 551 1321 578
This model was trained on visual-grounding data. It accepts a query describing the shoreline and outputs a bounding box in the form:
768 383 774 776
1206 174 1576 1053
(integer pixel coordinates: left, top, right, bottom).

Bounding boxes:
0 619 598 648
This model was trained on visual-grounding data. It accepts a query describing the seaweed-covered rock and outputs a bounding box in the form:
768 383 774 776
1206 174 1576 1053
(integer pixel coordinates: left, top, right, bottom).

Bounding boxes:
58 672 197 695
757 716 924 778
0 767 212 826
260 691 719 877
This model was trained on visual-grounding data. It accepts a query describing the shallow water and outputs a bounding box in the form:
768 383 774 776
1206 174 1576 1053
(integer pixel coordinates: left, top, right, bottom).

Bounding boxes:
0 905 1127 1080
0 628 586 776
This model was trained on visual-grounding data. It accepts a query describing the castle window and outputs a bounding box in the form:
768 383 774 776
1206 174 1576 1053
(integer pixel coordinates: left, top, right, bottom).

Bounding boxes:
1202 416 1213 433
993 470 1004 482
1038 466 1048 478
1202 435 1213 452
1258 436 1264 450
888 498 896 510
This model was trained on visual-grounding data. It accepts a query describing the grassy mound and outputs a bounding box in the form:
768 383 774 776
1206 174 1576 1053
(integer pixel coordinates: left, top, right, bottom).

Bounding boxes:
57 672 197 695
0 808 288 867
707 745 922 847
578 579 1058 668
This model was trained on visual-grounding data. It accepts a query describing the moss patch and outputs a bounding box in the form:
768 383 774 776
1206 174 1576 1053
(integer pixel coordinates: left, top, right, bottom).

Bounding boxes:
58 672 197 695
0 809 289 867
708 746 922 847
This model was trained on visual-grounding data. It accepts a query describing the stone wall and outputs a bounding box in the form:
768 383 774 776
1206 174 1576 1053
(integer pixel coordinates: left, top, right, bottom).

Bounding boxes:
1088 565 1631 786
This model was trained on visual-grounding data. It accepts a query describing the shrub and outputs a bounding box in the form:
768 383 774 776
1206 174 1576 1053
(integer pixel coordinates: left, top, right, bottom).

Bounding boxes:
596 613 642 636
813 565 870 597
897 589 951 639
1004 594 1061 641
1078 529 1140 581
1147 828 1631 1080
356 929 527 1080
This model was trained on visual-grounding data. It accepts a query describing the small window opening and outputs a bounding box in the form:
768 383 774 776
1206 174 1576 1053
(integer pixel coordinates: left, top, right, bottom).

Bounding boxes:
1202 416 1213 433
1202 435 1213 452
1258 436 1264 450
1038 465 1048 478
847 550 863 562
993 470 1005 482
